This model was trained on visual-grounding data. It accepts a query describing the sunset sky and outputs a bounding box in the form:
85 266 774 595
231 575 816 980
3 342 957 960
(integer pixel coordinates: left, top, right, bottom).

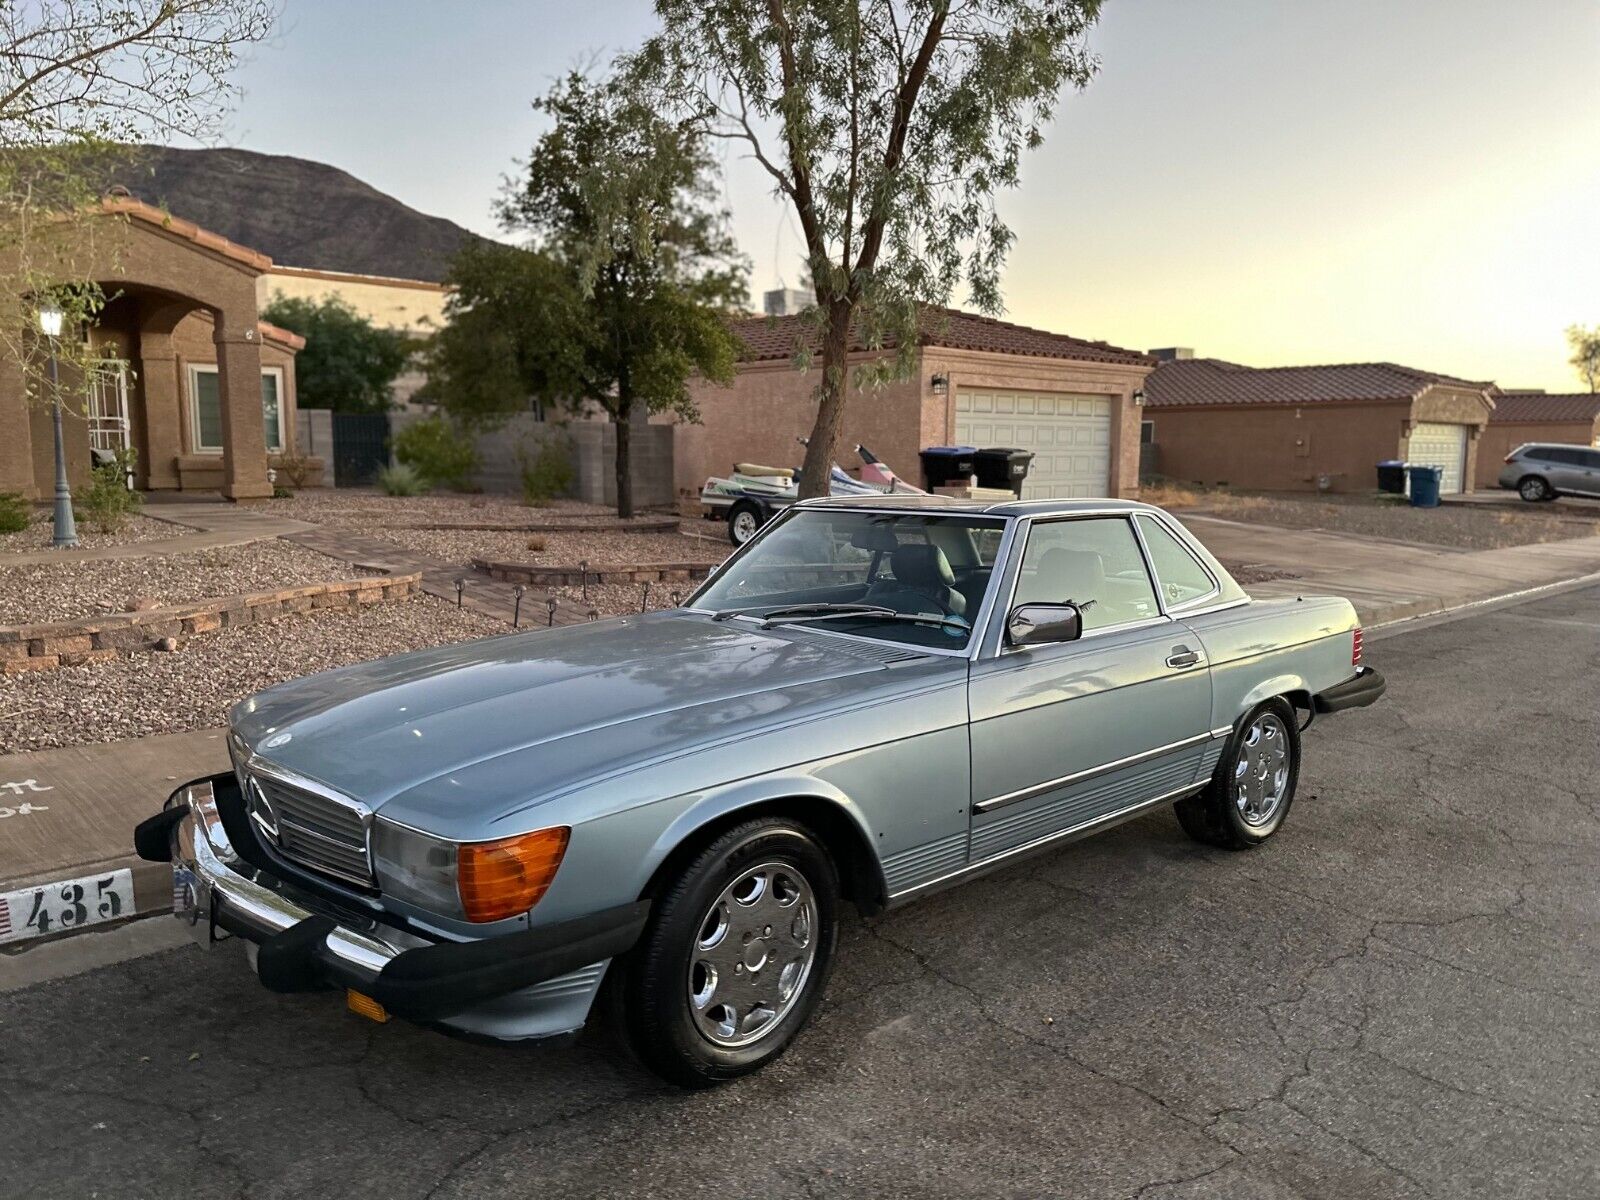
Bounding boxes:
223 0 1598 392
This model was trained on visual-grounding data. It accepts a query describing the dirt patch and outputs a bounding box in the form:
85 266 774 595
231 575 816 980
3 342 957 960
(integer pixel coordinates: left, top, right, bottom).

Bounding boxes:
374 526 727 569
0 595 503 754
1149 485 1600 550
0 539 369 625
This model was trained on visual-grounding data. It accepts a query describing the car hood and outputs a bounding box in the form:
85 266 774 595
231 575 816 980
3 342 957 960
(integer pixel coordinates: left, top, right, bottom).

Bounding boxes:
230 612 901 833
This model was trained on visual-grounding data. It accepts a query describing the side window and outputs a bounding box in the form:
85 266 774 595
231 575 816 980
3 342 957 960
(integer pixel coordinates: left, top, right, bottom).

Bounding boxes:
1013 517 1159 632
1136 515 1217 608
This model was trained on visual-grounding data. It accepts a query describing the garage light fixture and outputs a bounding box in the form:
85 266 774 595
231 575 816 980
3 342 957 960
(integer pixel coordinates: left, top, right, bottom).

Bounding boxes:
1133 388 1146 406
930 373 949 396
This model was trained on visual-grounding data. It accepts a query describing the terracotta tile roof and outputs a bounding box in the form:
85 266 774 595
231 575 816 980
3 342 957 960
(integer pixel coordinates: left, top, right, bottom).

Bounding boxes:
257 320 305 351
101 196 273 272
727 305 1152 367
1144 358 1491 408
1486 392 1600 424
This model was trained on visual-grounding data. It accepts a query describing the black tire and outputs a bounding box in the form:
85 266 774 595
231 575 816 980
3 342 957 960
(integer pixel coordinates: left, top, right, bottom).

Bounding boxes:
727 500 764 546
1175 698 1301 850
1518 475 1554 503
618 817 839 1088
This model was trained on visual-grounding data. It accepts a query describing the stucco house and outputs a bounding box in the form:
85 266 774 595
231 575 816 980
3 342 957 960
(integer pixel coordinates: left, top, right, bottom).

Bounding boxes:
677 307 1155 501
1 199 309 501
1141 352 1496 495
1475 392 1600 480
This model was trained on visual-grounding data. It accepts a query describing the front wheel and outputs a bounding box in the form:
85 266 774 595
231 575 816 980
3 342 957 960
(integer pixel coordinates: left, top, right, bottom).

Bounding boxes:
727 500 764 546
1518 476 1554 502
1175 698 1300 850
617 818 839 1087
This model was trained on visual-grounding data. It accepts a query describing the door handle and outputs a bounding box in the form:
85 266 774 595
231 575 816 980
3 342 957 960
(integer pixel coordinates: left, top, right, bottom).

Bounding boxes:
1165 646 1203 669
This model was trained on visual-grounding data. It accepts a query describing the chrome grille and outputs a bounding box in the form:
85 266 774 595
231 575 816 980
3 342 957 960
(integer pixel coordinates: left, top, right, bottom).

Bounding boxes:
249 772 375 888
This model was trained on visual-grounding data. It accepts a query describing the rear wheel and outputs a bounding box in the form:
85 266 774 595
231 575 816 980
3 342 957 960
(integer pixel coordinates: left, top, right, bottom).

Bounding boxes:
1518 475 1554 502
618 818 838 1088
1176 698 1300 850
728 501 763 546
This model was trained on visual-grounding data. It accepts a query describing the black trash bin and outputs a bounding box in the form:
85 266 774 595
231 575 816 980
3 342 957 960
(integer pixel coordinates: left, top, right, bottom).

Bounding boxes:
974 447 1035 497
919 445 978 490
1376 459 1408 494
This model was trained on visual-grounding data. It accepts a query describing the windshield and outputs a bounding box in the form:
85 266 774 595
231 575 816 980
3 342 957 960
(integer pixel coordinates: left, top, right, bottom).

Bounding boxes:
691 509 1007 649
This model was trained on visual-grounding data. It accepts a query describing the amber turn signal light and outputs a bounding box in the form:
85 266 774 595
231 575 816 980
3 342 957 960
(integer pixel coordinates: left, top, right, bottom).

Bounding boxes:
457 826 570 923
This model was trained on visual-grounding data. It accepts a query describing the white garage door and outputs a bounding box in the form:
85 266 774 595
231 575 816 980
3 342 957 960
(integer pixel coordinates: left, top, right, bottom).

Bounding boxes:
954 391 1112 499
1409 423 1469 493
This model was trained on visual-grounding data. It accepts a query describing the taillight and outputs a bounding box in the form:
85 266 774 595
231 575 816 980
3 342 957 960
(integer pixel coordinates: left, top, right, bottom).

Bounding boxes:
457 826 570 922
1352 627 1364 666
1503 454 1516 464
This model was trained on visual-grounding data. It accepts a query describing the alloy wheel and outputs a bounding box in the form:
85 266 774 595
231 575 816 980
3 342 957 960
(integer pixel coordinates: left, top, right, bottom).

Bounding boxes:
1234 713 1290 827
687 861 817 1048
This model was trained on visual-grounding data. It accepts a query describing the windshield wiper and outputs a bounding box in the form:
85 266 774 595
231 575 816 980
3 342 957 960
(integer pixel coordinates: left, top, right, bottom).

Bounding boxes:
709 602 888 622
760 606 971 634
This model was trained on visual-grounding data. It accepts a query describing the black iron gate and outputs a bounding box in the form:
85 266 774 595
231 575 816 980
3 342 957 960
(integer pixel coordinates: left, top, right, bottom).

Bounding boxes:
330 412 389 486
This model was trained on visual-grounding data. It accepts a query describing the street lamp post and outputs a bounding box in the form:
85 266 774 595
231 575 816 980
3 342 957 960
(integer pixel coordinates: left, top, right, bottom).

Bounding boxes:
39 305 78 549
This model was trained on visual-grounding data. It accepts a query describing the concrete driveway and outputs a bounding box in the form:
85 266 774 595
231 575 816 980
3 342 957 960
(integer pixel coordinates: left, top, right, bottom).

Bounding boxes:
1 587 1596 1199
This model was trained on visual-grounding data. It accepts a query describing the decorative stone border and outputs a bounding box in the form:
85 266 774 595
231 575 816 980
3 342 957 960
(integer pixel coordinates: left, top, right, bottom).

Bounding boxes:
381 516 680 534
0 573 422 675
472 558 713 587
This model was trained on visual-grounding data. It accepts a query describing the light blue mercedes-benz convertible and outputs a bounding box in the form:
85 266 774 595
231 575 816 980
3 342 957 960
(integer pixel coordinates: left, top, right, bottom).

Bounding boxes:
137 495 1384 1086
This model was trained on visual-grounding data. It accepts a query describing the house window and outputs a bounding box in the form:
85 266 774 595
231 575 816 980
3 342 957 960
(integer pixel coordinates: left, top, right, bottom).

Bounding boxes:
1140 419 1155 445
189 365 285 453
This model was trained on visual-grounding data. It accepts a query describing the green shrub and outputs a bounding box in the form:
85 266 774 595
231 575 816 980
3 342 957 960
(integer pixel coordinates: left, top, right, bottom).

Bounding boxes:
377 462 428 496
393 415 479 490
519 437 574 507
75 450 143 534
0 491 30 534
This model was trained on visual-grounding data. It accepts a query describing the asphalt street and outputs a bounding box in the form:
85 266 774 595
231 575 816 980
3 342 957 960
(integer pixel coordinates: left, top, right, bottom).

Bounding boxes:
2 586 1596 1199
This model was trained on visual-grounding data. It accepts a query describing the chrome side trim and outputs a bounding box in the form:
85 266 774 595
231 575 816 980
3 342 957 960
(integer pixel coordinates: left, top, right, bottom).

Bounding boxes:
1176 597 1251 619
973 728 1223 813
889 782 1204 904
1209 725 1236 739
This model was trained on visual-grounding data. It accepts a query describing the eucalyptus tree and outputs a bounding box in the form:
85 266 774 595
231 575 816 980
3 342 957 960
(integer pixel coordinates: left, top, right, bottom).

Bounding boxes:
632 0 1106 496
496 71 747 517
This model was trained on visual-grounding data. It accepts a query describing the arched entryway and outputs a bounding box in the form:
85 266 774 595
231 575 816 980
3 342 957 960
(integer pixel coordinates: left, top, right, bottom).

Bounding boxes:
0 200 300 502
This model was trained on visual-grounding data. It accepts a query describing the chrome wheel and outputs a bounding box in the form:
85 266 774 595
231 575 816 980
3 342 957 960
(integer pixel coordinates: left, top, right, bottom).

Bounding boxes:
730 509 760 544
1233 713 1290 826
687 861 817 1048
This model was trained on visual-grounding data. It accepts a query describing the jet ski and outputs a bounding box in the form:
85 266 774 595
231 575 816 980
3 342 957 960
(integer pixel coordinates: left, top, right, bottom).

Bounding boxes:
701 442 924 545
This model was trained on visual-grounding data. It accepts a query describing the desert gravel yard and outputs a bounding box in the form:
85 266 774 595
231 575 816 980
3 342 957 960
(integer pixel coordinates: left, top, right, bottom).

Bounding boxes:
1144 483 1600 549
0 595 503 754
265 489 670 529
374 525 728 568
0 510 179 554
0 539 375 625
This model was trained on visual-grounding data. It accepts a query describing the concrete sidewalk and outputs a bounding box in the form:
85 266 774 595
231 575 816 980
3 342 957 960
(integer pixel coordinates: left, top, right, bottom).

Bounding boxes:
1179 513 1600 624
0 728 227 949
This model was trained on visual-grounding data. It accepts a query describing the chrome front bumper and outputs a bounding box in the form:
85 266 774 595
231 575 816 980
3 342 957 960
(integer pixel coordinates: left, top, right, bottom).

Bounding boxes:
153 779 636 1041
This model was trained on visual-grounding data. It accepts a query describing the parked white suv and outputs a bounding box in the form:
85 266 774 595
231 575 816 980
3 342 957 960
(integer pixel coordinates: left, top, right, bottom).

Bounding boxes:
1498 443 1600 502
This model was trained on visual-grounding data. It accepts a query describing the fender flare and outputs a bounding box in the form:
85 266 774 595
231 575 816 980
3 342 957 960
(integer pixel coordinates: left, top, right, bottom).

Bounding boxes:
640 774 888 913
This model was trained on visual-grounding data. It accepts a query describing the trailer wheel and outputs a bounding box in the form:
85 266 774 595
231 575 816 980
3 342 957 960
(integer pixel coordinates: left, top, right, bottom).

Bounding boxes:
728 501 763 546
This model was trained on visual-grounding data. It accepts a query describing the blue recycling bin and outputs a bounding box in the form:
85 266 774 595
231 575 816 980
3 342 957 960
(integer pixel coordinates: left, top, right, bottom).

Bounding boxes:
1407 464 1443 508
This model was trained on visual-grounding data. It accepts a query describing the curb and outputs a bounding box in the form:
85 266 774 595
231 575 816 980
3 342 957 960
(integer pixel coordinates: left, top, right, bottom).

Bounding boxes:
2 855 173 950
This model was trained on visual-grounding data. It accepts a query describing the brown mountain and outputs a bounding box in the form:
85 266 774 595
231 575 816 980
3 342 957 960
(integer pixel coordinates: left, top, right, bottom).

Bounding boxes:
113 146 483 283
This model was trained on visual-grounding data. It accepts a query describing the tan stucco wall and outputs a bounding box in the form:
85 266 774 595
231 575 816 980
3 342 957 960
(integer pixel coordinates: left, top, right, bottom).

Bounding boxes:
260 268 446 335
674 347 1150 501
1146 400 1413 493
675 351 930 500
1477 419 1600 482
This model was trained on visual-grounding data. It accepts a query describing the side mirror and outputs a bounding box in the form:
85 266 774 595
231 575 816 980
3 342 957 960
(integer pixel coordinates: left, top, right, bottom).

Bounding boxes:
1006 602 1083 648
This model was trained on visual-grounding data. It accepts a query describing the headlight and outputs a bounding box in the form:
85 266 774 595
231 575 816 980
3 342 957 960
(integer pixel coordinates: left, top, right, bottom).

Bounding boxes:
371 819 463 919
372 820 571 924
